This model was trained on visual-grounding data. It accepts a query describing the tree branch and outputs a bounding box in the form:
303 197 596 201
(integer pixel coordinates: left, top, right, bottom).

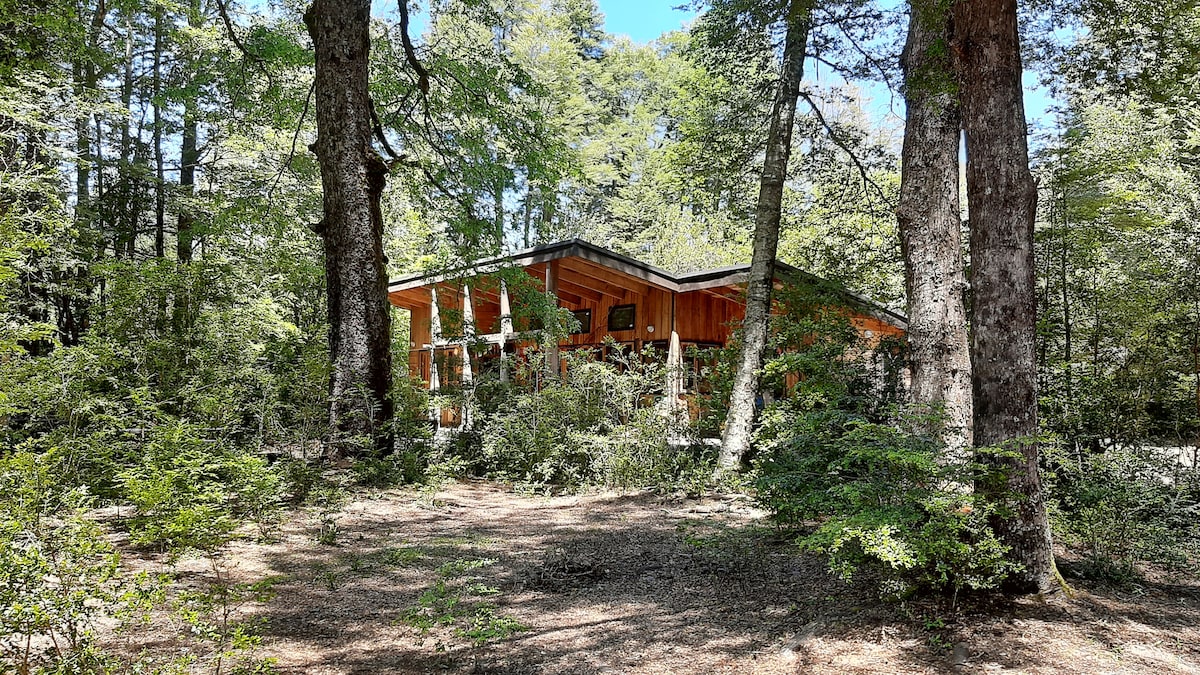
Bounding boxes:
397 0 430 94
369 97 402 162
268 80 315 199
799 89 893 208
215 0 263 65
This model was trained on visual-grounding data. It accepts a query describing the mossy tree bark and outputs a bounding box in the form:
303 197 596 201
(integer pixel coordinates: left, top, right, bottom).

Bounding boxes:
897 0 973 458
305 0 394 458
717 0 811 473
952 0 1057 593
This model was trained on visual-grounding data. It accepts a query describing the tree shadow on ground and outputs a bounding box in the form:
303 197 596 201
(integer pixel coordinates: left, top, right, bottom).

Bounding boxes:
146 482 1200 675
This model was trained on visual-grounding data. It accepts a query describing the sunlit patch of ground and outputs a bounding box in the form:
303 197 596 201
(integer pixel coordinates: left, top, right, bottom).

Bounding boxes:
107 480 1200 674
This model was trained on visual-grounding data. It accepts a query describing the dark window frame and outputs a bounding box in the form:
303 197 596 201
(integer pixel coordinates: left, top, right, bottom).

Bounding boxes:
608 303 636 332
570 308 592 335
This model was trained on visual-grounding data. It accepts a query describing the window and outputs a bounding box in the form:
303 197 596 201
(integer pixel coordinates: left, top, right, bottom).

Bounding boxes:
608 304 635 331
433 346 463 386
570 309 592 335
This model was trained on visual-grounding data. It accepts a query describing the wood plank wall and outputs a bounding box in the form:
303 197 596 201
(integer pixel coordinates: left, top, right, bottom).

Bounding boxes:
674 291 744 344
390 257 907 389
558 286 672 346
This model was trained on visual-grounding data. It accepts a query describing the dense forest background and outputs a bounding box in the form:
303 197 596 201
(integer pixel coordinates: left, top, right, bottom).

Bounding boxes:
3 0 1197 453
2 0 1200 671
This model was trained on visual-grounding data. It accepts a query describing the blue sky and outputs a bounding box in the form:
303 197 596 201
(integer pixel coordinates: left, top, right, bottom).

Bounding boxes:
596 0 1060 133
598 0 698 42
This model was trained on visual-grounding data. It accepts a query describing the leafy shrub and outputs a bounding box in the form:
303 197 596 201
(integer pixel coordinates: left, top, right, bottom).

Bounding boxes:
744 285 1015 596
693 279 903 441
755 406 1019 597
275 457 322 504
117 423 282 553
469 346 709 490
1046 443 1200 580
348 378 438 487
352 448 429 487
0 449 163 674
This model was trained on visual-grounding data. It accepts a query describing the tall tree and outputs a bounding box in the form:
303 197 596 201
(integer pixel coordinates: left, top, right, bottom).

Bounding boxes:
177 0 202 266
896 0 972 455
952 0 1057 593
152 5 166 259
304 0 394 456
717 0 812 472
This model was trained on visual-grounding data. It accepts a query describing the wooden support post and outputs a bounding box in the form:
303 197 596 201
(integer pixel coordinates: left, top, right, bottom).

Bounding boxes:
499 280 513 384
429 286 444 346
665 329 687 422
428 286 442 426
462 286 475 386
545 260 561 380
460 285 475 429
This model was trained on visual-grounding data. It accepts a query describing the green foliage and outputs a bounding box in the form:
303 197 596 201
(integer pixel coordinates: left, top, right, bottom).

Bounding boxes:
173 568 283 675
400 556 526 646
1028 2 1200 585
749 286 1015 596
695 279 901 437
1046 443 1200 581
0 449 165 674
467 345 709 490
117 423 282 553
349 377 436 487
755 406 1020 597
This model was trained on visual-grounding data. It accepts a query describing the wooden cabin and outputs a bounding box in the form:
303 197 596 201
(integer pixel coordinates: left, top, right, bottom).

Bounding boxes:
387 239 907 427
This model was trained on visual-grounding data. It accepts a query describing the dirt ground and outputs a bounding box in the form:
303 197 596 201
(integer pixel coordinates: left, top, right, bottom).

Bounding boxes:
108 480 1200 674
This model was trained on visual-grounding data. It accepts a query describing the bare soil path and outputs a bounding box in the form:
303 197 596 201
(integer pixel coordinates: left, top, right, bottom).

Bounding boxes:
114 480 1200 674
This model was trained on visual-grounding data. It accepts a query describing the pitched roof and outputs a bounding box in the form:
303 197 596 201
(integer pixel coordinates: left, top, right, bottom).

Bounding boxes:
389 238 907 328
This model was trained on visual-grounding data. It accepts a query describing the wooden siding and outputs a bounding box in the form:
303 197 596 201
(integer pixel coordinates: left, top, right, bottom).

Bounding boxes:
388 252 908 392
674 290 744 344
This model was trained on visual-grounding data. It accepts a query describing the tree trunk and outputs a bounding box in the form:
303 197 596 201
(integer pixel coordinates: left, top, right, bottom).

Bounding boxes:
493 177 505 245
177 107 197 263
522 186 532 248
173 0 201 340
1059 210 1072 398
177 0 200 265
118 15 136 258
896 0 972 458
717 0 810 473
305 0 394 458
152 7 165 259
952 0 1058 594
67 52 98 347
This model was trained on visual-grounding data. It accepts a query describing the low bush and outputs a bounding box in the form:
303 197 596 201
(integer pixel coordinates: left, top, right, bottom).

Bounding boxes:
117 422 283 553
467 346 710 491
747 283 1017 598
0 449 163 674
755 406 1019 598
1046 443 1200 581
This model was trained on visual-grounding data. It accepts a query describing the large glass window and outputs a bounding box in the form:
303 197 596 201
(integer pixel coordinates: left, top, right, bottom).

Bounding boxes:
608 304 635 331
570 309 592 335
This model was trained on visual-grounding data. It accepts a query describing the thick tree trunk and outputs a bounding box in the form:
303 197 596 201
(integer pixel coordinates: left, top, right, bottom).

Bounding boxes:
952 0 1058 594
717 0 810 472
305 0 394 458
896 0 972 458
